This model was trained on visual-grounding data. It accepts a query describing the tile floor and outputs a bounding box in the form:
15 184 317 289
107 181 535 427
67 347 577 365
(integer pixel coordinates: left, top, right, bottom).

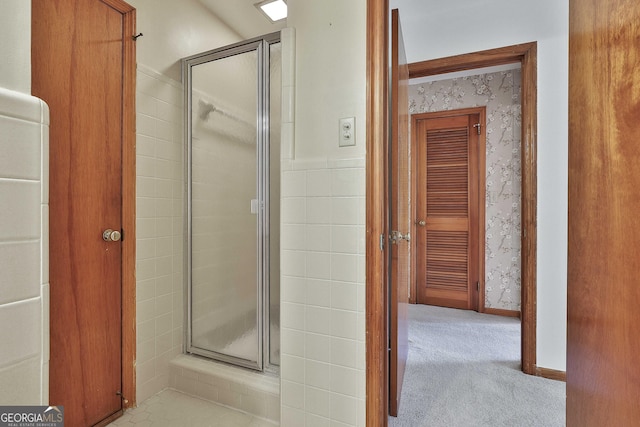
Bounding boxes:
108 389 278 427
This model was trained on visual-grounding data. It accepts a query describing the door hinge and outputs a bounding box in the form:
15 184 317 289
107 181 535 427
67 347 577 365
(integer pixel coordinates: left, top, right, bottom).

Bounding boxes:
476 281 480 291
116 390 129 405
473 123 481 135
379 234 385 251
389 230 410 244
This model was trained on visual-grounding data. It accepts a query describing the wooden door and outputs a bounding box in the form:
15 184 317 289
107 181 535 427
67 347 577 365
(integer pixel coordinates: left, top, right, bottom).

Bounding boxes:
32 0 135 425
567 0 640 425
388 8 409 418
414 109 484 310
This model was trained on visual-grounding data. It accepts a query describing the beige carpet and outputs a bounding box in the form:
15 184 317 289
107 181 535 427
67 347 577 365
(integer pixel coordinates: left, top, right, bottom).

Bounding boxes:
389 305 565 427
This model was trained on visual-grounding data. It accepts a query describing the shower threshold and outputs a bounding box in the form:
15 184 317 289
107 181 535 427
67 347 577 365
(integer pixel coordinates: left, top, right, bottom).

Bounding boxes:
169 354 280 423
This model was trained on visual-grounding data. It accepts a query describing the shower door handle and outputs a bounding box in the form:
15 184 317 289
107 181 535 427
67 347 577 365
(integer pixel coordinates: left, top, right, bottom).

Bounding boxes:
103 229 122 242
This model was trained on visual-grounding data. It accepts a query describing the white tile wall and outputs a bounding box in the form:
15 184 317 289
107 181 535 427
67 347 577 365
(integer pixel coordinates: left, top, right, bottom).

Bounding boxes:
0 87 49 404
280 162 366 427
133 28 368 427
135 65 184 402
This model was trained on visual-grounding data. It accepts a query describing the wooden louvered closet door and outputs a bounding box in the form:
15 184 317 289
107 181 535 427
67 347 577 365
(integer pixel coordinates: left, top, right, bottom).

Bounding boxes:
414 110 483 310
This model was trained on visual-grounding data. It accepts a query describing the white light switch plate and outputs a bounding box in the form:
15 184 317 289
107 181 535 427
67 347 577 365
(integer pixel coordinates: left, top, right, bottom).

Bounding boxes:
339 117 356 147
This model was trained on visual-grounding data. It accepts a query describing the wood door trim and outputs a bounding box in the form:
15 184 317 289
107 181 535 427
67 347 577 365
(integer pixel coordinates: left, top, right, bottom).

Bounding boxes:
365 1 537 421
119 3 137 409
519 43 537 376
366 0 389 426
484 307 520 318
408 42 537 79
535 366 566 382
411 107 486 312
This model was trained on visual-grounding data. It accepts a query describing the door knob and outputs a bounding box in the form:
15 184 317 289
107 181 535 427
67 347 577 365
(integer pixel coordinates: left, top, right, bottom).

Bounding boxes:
103 229 122 242
416 220 426 227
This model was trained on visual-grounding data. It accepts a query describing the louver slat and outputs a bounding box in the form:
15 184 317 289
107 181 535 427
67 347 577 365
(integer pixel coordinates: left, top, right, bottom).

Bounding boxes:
426 128 468 217
425 127 469 295
426 230 468 291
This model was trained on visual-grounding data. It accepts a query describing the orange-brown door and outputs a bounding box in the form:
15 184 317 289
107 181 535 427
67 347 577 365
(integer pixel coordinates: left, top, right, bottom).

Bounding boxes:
414 109 484 310
32 0 134 424
389 8 409 417
568 0 640 425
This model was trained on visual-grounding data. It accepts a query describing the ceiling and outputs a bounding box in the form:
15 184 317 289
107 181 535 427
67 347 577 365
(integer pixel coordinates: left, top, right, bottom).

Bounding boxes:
196 1 459 62
198 0 287 40
198 0 517 81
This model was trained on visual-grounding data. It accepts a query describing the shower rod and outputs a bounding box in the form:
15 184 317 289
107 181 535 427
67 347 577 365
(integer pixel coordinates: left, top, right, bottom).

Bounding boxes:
197 98 252 129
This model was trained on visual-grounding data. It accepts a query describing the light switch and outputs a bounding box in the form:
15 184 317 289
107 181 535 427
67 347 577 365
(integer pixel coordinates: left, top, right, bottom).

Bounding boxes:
339 117 356 147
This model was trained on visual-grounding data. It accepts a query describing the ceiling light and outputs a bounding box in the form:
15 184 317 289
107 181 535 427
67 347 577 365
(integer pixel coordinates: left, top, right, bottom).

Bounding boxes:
255 0 287 22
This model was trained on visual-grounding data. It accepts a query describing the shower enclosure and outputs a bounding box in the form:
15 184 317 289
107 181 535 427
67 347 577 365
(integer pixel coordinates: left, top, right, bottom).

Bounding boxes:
183 33 281 371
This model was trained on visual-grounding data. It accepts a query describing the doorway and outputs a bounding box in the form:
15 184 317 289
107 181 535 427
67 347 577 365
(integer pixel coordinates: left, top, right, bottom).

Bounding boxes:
404 42 538 371
364 2 538 420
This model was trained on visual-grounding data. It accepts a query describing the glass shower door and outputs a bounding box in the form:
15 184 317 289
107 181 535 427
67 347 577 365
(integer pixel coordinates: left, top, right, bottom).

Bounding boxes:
184 34 280 371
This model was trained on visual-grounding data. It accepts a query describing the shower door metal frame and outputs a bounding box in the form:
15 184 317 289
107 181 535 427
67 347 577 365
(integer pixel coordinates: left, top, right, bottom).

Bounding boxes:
183 32 280 371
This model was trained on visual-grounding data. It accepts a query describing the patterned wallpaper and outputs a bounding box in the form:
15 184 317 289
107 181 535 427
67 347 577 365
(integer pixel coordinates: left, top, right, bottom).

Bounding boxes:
409 69 522 311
